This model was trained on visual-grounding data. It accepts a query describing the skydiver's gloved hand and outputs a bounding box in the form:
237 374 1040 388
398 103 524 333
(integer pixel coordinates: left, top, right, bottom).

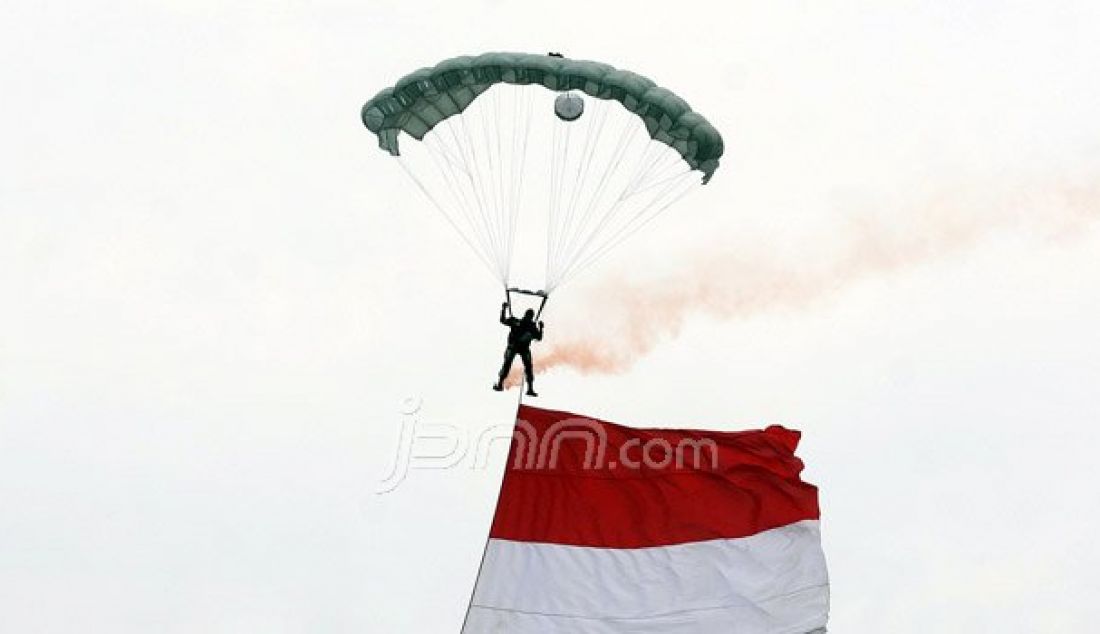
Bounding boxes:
538 321 544 328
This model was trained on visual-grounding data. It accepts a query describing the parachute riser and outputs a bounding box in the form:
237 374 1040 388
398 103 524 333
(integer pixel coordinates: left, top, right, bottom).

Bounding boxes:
506 286 549 321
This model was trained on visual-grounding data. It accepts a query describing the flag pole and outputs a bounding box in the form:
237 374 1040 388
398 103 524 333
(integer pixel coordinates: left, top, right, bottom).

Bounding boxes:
459 384 525 633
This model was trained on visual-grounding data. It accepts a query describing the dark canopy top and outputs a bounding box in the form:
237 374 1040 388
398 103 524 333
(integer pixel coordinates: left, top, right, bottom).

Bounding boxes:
361 52 724 183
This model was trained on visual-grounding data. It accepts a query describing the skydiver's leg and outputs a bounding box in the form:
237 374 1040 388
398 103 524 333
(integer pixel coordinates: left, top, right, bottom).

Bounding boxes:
521 349 536 397
494 347 517 390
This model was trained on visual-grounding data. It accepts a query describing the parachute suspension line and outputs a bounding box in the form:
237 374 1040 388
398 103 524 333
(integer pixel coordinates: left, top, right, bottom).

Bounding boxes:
545 121 572 285
455 111 508 280
451 114 510 281
545 110 648 291
479 91 504 280
423 134 500 278
437 117 498 277
555 183 692 289
546 136 699 291
576 107 642 219
504 87 534 287
473 88 531 286
553 99 599 267
423 134 467 174
547 98 599 284
618 140 659 196
481 90 509 281
491 89 510 282
551 100 623 282
623 143 679 199
409 85 538 288
499 87 533 286
585 168 697 265
401 86 537 288
543 119 690 292
426 121 499 278
395 155 499 279
622 161 695 199
545 113 572 291
545 101 594 290
557 169 698 287
545 107 616 291
424 136 490 247
592 171 697 265
549 99 612 285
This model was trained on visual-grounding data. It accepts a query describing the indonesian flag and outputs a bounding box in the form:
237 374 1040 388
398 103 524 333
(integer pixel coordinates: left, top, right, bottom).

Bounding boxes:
462 405 829 634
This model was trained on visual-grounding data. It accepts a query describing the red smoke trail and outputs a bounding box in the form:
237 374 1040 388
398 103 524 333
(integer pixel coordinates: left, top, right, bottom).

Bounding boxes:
502 176 1100 388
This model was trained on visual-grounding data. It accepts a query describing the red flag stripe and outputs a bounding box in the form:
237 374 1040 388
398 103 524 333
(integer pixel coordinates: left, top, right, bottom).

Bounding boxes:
488 406 820 548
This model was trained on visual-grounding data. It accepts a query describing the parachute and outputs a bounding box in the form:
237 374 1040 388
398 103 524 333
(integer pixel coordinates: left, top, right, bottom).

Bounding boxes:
361 52 723 299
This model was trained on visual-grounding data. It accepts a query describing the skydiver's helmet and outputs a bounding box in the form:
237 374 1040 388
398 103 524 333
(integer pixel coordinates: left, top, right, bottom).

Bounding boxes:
523 309 535 321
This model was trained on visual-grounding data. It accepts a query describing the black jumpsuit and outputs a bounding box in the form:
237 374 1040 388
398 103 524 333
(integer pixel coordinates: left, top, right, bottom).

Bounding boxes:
498 314 543 387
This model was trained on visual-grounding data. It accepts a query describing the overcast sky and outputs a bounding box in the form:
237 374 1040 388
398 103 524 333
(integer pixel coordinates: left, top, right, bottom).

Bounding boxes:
3 1 1099 631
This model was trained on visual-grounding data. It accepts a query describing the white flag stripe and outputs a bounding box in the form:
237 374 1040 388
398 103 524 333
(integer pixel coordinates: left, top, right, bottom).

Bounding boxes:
465 520 828 634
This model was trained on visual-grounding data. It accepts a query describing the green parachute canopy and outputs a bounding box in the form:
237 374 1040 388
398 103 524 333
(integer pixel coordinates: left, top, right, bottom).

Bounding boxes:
361 52 723 183
360 52 724 293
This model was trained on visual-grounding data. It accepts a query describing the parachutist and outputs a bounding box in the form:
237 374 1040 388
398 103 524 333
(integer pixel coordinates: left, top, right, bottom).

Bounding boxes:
493 304 544 397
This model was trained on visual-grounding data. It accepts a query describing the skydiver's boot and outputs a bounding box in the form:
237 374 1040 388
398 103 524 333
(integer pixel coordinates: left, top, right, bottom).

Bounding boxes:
525 383 538 397
492 381 503 391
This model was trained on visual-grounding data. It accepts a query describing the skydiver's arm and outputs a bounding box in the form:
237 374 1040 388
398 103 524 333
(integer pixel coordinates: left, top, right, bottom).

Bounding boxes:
535 321 545 340
500 303 511 325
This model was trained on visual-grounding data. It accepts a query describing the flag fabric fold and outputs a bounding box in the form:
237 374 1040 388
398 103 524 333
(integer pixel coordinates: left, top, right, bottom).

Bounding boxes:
462 405 829 634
